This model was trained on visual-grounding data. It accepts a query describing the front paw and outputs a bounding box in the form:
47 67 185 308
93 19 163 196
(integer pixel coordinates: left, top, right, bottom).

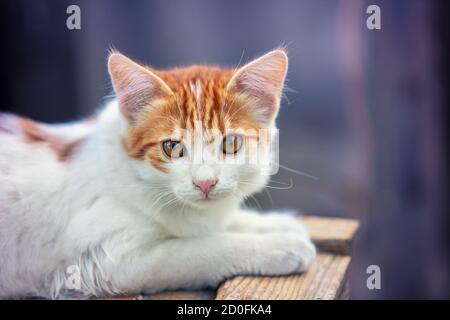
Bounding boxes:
257 233 316 275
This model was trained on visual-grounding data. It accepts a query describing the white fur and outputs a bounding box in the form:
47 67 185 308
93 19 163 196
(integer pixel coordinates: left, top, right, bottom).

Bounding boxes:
189 80 203 120
0 100 315 299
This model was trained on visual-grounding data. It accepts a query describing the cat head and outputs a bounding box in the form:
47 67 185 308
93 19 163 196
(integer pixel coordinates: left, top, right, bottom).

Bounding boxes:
108 49 287 209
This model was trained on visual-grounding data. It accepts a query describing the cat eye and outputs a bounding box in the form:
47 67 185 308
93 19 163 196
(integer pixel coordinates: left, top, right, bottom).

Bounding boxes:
222 134 243 155
162 140 185 159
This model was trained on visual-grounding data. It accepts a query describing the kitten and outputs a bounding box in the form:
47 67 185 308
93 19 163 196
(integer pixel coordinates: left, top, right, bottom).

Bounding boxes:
0 49 315 299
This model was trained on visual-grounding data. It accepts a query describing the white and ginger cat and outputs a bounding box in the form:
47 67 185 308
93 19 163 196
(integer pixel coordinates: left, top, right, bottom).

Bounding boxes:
0 49 315 299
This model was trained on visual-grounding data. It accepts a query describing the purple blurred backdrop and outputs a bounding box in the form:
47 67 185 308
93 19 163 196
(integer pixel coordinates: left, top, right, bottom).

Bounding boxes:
0 0 448 299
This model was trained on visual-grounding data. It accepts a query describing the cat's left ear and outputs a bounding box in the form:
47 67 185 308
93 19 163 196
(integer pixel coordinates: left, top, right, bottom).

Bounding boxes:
227 49 288 125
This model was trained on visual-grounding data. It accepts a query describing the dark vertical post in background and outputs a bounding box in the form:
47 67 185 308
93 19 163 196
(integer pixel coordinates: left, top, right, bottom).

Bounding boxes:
0 0 80 122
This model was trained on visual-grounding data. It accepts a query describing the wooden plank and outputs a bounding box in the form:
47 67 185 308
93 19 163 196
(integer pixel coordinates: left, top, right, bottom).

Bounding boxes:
215 253 351 300
300 216 359 255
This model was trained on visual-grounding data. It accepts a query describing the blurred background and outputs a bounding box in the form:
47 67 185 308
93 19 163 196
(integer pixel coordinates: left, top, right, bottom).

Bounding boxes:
0 0 448 299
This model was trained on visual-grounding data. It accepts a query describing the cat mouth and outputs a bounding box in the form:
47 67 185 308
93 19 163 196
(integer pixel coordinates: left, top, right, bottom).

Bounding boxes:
195 189 235 202
195 194 219 201
176 188 235 204
197 197 213 202
190 193 222 203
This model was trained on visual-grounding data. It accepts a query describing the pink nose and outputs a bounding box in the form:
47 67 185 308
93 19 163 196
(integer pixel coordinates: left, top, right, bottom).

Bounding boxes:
193 179 217 196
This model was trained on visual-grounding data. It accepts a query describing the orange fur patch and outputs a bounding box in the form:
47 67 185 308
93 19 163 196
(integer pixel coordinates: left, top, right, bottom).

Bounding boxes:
120 65 265 171
15 117 84 162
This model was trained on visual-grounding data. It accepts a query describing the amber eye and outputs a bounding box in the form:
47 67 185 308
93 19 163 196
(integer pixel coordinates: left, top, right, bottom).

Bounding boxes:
162 140 185 159
222 134 243 154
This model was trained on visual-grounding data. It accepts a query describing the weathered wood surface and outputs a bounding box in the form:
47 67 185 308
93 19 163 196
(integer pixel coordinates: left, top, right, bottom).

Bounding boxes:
100 215 359 300
299 215 359 255
216 254 350 300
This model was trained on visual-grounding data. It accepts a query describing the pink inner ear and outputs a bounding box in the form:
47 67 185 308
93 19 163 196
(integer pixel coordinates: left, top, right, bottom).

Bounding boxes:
108 53 171 122
228 50 288 124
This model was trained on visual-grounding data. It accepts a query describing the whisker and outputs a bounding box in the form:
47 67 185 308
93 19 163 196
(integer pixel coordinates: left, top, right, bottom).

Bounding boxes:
271 162 319 180
268 179 294 186
247 193 262 210
235 49 246 70
235 186 262 210
160 196 180 211
148 191 174 211
263 188 274 208
240 180 294 190
115 183 167 191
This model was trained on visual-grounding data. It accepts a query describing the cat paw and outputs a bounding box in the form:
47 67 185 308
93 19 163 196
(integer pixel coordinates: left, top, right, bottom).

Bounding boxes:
257 233 316 275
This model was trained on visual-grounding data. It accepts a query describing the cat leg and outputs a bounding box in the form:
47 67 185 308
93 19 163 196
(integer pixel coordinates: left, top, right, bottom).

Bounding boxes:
226 209 310 236
108 231 315 295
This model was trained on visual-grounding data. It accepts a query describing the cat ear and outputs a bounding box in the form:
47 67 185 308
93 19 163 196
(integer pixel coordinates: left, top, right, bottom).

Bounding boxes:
227 49 288 125
108 52 173 122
